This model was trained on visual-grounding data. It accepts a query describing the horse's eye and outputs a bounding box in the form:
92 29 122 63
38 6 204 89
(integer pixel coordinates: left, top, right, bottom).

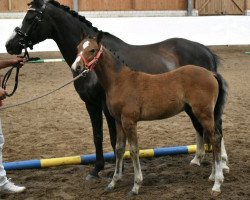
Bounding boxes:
90 49 96 54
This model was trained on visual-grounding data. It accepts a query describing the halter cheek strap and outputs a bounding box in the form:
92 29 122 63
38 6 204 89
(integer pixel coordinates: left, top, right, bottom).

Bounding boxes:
78 45 103 71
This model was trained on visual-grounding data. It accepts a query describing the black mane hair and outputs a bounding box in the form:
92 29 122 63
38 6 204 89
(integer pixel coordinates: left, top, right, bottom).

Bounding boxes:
48 0 110 35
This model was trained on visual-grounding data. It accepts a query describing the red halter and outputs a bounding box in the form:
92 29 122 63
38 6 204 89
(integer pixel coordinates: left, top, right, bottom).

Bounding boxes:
78 45 103 71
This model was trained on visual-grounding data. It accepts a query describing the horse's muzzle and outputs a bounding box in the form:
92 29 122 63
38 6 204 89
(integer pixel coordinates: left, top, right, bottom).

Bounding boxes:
5 41 23 55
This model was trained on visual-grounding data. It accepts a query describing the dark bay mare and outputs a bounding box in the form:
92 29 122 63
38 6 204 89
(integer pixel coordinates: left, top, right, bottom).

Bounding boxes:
5 0 229 179
71 35 228 196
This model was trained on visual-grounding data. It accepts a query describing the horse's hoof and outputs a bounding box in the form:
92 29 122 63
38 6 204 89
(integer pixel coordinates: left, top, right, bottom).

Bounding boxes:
223 165 230 174
85 173 101 181
104 185 114 193
211 190 221 197
190 159 200 166
128 190 138 197
208 176 215 182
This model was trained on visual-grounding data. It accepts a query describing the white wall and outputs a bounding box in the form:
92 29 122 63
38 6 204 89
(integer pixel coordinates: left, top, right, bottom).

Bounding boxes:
0 16 250 54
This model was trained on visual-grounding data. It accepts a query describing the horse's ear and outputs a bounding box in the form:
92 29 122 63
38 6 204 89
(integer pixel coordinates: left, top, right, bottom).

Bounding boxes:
96 31 103 44
80 32 87 41
33 0 44 7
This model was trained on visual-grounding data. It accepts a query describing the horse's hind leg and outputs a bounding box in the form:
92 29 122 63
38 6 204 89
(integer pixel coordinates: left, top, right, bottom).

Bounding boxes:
107 122 126 191
185 107 205 166
210 128 224 196
199 115 224 196
216 118 229 173
221 137 229 173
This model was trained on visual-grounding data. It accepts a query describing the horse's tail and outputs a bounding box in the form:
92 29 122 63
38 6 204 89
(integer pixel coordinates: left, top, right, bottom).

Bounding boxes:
214 72 228 136
204 45 220 72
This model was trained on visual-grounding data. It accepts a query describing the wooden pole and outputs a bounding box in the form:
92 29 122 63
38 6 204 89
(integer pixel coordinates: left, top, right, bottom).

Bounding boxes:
8 0 12 11
187 0 193 16
73 0 78 12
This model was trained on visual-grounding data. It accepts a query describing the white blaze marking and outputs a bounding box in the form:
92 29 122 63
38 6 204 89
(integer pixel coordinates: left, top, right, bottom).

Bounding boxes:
83 41 90 49
6 24 22 45
71 56 81 71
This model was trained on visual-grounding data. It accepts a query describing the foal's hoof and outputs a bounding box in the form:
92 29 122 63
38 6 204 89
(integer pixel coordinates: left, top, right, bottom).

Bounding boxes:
211 190 221 197
128 190 138 197
104 185 114 193
223 165 230 174
208 176 215 182
190 159 201 166
85 173 101 181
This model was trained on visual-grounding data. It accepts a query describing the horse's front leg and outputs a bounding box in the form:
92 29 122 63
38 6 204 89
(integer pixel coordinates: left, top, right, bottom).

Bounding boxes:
85 102 104 180
122 118 142 195
103 102 118 178
106 122 126 191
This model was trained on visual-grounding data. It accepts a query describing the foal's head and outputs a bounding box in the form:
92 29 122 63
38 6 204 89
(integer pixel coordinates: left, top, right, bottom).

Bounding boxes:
71 33 103 73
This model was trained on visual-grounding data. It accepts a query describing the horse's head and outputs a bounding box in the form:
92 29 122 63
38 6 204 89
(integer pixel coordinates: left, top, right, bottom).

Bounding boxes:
71 32 103 73
6 0 54 55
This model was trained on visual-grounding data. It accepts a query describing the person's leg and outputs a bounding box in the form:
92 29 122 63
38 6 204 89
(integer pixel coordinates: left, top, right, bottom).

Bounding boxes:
0 119 26 194
0 119 7 186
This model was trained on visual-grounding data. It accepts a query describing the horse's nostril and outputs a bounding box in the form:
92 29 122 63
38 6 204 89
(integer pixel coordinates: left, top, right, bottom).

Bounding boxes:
76 66 81 71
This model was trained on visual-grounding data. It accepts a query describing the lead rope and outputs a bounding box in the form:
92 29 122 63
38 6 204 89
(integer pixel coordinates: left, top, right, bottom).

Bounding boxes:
0 68 89 110
1 48 31 97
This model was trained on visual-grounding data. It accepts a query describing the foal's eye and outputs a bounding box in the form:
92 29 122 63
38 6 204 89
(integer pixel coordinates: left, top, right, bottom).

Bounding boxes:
90 49 96 54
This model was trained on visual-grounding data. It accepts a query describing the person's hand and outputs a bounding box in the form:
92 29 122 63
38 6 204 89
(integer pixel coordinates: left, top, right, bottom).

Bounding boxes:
0 88 7 100
12 57 26 68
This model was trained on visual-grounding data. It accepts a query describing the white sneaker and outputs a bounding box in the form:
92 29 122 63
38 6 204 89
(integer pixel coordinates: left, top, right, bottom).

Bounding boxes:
0 179 26 194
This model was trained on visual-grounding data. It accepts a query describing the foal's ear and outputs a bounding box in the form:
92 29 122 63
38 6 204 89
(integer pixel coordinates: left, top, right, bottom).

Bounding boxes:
96 31 103 44
80 32 87 41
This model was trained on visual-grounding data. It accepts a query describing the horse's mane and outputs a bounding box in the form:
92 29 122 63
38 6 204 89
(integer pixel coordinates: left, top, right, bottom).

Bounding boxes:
48 0 110 36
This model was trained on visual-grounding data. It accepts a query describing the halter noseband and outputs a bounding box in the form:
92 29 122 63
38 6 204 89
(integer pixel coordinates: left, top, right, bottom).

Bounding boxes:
78 45 103 71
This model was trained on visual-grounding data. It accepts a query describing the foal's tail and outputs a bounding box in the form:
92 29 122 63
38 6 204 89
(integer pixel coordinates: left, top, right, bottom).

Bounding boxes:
214 72 228 136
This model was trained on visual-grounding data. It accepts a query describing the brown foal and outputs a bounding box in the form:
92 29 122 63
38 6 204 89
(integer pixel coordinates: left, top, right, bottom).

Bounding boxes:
71 35 228 196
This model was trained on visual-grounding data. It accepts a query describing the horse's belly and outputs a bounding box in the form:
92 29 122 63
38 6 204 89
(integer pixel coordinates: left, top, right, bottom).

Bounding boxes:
140 102 184 121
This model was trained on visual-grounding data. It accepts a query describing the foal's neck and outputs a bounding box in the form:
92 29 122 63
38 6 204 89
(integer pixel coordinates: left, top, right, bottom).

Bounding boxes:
94 49 126 91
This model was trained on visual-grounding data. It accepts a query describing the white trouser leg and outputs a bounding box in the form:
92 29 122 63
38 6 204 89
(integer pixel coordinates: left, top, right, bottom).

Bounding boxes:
0 119 7 186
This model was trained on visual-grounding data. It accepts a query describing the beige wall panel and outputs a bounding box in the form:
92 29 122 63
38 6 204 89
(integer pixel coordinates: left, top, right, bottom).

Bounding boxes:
222 0 244 14
0 0 9 12
195 0 245 15
134 0 187 10
246 0 250 9
58 0 73 9
10 0 30 12
79 0 132 11
195 0 222 15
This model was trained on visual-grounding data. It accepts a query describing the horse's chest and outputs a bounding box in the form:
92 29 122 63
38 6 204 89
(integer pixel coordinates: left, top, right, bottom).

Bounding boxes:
106 95 123 118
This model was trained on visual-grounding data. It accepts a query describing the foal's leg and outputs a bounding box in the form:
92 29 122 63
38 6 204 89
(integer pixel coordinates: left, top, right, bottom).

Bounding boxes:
191 132 205 166
201 118 224 196
210 129 224 196
221 137 229 173
85 102 104 180
122 119 142 195
107 122 126 190
216 119 229 173
185 108 205 166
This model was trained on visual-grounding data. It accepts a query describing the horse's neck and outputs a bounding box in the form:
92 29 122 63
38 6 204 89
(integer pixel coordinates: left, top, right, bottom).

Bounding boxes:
47 7 96 66
101 34 128 52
